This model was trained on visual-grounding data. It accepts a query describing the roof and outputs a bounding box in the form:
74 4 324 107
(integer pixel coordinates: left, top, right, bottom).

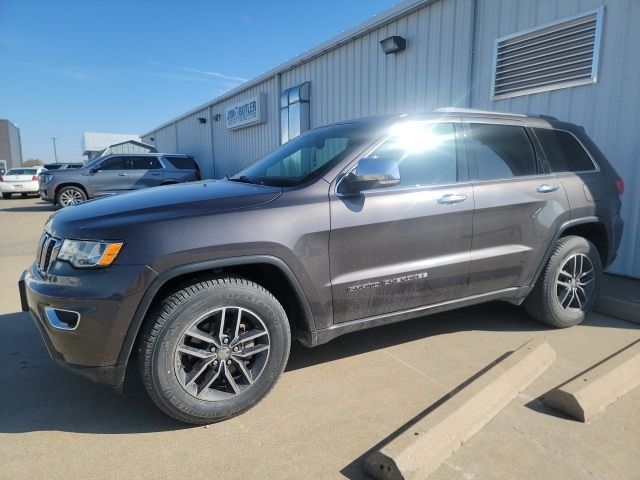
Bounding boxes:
142 0 438 136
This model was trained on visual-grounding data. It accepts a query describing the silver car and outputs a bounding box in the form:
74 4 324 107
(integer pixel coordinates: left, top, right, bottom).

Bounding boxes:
39 153 201 207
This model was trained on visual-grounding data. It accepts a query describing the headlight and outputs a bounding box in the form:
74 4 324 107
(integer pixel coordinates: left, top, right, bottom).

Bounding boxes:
41 174 54 184
58 240 124 268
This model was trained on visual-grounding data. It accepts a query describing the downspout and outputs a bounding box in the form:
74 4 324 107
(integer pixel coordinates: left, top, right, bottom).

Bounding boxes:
468 0 478 107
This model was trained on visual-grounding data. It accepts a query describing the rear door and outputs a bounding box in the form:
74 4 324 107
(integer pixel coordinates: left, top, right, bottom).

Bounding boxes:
90 156 133 196
329 120 474 323
464 120 570 295
130 156 164 189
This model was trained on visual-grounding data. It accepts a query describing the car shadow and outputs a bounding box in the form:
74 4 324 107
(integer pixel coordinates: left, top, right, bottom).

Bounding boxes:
1 200 57 212
0 303 635 435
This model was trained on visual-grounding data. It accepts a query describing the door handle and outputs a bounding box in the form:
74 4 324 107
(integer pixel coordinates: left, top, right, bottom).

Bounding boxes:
118 173 128 176
536 184 559 193
437 194 467 205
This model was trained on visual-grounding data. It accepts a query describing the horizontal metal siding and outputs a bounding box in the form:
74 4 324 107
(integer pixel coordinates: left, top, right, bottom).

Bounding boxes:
472 0 640 277
281 0 474 128
211 77 279 178
176 109 213 178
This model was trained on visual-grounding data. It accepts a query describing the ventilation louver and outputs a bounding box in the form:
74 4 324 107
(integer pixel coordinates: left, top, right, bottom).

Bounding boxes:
492 8 603 99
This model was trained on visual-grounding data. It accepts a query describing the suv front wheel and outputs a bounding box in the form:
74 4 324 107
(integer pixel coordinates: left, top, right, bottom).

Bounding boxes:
524 235 602 328
139 276 291 424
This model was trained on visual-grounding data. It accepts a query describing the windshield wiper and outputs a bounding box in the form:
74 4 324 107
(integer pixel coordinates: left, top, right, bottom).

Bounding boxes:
227 175 264 185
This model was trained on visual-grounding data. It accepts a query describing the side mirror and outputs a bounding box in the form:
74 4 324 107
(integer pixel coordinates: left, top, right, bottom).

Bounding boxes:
339 157 400 194
89 167 98 174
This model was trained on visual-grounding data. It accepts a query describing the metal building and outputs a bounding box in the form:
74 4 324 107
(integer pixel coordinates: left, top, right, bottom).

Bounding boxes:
142 0 640 277
82 132 141 161
0 119 23 170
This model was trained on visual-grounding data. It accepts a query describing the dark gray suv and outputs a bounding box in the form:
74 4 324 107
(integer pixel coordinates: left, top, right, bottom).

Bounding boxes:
39 153 201 206
19 109 624 424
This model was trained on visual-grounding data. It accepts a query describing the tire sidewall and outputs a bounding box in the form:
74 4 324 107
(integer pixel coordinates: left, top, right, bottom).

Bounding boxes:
544 237 602 326
149 282 290 422
57 186 86 206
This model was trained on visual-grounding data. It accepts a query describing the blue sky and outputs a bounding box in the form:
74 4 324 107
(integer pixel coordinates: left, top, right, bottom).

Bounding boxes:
0 0 395 163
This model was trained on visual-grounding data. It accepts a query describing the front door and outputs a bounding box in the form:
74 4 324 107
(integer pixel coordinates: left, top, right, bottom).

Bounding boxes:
90 156 134 196
329 120 474 324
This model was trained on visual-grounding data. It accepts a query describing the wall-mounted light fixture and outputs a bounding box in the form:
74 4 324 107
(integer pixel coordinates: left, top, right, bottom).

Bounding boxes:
213 113 221 122
380 35 406 54
198 117 207 124
149 137 155 142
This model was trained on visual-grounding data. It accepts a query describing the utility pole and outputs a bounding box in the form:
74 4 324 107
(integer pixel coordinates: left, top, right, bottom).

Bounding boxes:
50 137 59 163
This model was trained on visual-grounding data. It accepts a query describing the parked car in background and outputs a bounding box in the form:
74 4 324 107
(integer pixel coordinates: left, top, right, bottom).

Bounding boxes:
19 110 624 424
43 163 84 171
1 167 46 198
39 153 201 207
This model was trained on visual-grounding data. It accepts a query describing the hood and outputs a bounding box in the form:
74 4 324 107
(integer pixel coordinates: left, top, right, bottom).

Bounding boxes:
47 180 282 239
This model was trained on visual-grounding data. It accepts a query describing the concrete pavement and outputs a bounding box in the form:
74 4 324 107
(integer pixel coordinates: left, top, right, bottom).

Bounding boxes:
1 197 639 480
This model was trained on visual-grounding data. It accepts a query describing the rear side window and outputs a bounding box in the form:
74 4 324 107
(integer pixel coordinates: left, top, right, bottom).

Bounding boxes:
534 128 596 172
164 156 197 170
131 156 162 170
467 124 537 180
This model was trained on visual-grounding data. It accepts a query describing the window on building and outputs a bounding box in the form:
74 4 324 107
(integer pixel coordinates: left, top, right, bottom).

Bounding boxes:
98 156 131 170
280 82 310 144
131 156 162 170
534 128 596 172
367 123 459 187
492 8 603 99
467 124 537 180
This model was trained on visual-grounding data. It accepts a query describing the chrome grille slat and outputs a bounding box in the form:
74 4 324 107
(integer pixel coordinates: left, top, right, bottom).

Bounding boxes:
36 233 60 273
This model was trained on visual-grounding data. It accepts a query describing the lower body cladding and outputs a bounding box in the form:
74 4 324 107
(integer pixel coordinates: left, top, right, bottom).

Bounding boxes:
19 263 157 387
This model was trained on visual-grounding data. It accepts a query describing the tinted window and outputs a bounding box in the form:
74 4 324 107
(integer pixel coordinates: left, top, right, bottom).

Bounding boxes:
67 164 83 169
43 164 64 170
467 124 537 180
131 156 162 170
98 156 130 171
164 156 197 170
367 122 458 187
534 128 595 172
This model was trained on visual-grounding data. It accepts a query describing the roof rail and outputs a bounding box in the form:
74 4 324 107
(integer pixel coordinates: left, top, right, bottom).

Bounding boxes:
434 107 528 117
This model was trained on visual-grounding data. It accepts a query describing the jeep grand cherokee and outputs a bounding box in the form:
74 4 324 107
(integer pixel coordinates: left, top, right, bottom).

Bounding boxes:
19 109 624 424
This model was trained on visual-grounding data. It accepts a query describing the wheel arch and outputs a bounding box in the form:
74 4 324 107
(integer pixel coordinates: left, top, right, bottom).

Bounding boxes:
116 255 315 377
55 182 89 201
530 216 610 287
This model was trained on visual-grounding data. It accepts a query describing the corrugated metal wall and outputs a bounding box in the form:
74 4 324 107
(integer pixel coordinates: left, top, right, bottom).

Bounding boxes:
211 77 280 178
469 0 640 276
176 109 214 178
151 124 178 154
282 0 474 127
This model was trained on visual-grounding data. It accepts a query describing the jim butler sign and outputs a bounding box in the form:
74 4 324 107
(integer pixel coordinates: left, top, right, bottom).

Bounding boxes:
226 93 267 130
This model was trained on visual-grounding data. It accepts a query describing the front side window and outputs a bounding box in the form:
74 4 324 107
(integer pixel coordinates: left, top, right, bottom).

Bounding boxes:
467 124 537 180
232 123 374 187
98 156 131 171
533 128 596 172
366 122 458 187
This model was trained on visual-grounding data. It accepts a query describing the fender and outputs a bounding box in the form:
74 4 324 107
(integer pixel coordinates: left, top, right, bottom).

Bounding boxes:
115 254 316 370
529 216 607 287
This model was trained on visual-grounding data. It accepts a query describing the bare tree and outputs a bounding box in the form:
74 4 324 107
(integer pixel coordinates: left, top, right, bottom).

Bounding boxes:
23 158 44 167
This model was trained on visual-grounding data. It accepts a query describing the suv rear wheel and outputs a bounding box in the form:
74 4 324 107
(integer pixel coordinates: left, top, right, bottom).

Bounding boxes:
139 277 290 424
524 235 602 328
56 186 86 207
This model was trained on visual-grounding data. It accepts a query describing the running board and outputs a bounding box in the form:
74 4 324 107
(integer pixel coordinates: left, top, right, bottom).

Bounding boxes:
297 286 532 347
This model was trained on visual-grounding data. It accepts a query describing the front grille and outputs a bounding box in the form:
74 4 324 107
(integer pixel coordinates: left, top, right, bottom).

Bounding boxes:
36 233 61 273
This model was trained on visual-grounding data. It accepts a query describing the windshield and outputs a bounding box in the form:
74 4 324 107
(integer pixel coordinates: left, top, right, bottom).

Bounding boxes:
230 123 375 187
6 168 37 175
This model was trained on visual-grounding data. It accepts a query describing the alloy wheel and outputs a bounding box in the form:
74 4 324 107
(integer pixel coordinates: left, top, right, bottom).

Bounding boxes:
174 306 270 401
59 189 84 206
555 253 595 311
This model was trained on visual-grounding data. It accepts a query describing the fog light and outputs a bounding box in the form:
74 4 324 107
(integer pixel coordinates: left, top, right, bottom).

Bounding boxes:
44 307 80 330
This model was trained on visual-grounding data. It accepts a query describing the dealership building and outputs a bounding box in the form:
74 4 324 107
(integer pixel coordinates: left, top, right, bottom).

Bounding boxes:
142 0 639 277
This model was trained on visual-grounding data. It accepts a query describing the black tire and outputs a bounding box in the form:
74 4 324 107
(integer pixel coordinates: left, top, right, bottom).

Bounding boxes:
2 193 11 199
21 193 28 198
139 276 290 424
524 235 602 328
56 186 86 207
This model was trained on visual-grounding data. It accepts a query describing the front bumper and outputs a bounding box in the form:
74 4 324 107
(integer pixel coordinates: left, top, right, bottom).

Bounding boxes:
39 185 55 202
19 262 157 387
